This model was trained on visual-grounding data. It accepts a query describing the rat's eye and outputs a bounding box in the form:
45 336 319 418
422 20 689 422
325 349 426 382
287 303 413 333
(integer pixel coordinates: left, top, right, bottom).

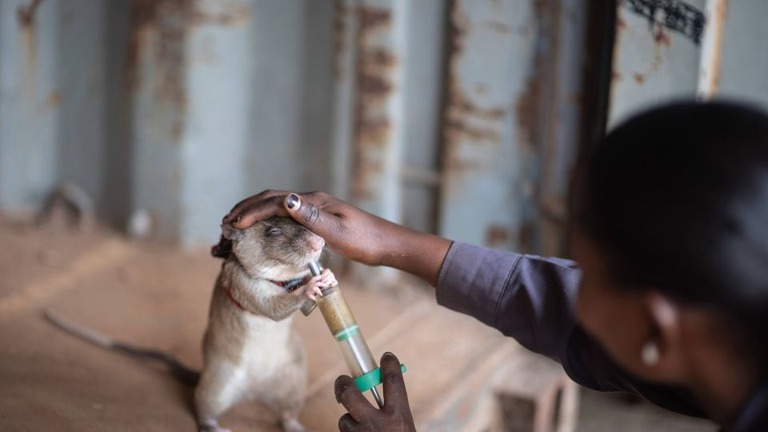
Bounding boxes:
266 227 283 236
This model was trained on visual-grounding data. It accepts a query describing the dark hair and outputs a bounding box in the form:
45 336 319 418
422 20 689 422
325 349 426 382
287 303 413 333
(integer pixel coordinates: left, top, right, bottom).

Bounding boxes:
574 100 768 358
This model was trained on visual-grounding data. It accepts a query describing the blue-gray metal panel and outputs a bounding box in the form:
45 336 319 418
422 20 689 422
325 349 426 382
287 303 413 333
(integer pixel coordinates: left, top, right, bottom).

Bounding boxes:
608 0 707 127
538 0 588 256
438 0 538 251
128 0 189 240
331 0 357 201
400 0 446 234
0 0 62 213
299 0 335 192
57 0 109 211
180 0 255 246
716 0 768 110
101 0 132 226
246 0 308 195
344 0 407 284
349 0 404 225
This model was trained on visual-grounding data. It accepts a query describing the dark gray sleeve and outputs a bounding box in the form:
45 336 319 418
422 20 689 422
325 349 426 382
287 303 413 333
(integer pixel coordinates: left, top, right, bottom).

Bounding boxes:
435 241 707 418
435 241 580 363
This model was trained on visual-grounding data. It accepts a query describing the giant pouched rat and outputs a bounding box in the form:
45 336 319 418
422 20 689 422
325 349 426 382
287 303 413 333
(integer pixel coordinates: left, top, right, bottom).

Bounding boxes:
45 217 337 432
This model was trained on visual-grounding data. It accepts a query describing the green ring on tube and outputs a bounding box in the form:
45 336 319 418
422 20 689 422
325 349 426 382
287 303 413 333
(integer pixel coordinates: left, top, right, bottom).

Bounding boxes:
333 325 360 341
353 364 407 393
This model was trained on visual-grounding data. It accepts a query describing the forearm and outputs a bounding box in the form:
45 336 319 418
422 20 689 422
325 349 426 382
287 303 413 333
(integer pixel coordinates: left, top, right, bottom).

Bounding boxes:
375 221 452 287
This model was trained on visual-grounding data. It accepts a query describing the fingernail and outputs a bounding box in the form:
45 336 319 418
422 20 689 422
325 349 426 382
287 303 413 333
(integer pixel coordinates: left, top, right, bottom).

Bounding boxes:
335 385 345 403
286 193 300 210
234 215 241 223
383 351 394 359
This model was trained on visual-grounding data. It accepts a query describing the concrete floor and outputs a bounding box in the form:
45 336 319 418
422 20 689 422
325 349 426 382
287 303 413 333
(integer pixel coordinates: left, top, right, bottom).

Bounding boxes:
0 217 718 431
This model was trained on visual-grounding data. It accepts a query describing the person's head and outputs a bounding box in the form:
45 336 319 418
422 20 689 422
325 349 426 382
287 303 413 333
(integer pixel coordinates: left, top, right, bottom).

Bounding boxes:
571 100 768 387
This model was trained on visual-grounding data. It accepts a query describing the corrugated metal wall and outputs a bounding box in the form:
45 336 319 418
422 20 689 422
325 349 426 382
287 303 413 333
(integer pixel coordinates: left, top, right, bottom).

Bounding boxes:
609 0 768 126
0 0 588 256
2 0 766 260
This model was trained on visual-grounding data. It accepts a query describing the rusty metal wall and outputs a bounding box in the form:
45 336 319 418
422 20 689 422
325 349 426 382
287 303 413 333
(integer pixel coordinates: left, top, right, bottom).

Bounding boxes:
437 0 588 254
1 0 66 214
608 0 708 126
0 0 592 254
126 0 335 244
18 0 768 255
713 0 768 106
1 0 337 246
608 0 768 127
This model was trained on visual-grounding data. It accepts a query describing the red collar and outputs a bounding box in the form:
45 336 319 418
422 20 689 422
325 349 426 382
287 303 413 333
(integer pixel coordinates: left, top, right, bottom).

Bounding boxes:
269 277 304 292
225 286 260 315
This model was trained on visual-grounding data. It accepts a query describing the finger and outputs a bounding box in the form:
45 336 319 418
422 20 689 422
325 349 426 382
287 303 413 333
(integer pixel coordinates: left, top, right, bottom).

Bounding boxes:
232 194 290 229
283 192 342 240
380 352 410 412
224 190 291 228
338 413 361 432
335 375 378 422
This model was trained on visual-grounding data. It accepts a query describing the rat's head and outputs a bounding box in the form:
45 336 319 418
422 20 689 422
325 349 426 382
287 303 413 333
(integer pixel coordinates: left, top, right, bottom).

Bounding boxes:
219 217 325 280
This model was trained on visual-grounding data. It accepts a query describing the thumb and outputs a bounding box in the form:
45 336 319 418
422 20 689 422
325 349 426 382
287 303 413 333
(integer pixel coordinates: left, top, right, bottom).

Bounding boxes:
284 193 331 237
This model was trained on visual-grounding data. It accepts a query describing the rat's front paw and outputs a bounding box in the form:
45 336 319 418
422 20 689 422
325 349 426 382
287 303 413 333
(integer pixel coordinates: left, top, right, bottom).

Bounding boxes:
303 268 337 301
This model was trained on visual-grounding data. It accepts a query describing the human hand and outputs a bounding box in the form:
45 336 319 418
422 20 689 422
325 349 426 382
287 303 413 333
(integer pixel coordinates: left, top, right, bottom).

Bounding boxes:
223 190 398 266
222 190 452 286
335 352 415 432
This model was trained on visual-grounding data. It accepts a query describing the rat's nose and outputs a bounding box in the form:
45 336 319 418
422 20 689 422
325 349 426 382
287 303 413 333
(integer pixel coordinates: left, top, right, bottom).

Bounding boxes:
309 236 325 252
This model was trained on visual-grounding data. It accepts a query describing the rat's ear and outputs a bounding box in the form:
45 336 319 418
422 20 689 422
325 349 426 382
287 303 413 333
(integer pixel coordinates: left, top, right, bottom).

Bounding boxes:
211 236 232 259
221 224 244 241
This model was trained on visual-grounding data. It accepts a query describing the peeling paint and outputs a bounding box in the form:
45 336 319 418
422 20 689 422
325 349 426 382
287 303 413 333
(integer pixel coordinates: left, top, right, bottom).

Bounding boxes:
189 0 251 27
483 20 512 34
442 2 506 182
351 4 396 201
17 0 44 27
440 0 558 252
515 0 553 153
333 0 348 80
631 47 663 86
485 224 511 249
127 0 189 94
357 5 390 30
44 90 61 108
17 0 45 65
698 0 728 98
654 26 672 47
126 0 251 142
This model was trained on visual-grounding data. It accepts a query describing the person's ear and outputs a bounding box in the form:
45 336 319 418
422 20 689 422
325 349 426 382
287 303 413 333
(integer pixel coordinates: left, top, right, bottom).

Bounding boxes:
641 291 686 382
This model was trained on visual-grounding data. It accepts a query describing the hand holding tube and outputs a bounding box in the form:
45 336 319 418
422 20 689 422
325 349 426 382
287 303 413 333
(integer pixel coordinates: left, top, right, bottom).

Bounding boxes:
336 352 416 432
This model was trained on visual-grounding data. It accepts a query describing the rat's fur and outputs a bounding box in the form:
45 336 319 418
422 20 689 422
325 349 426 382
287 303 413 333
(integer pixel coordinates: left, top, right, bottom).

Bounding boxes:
46 217 327 432
197 217 326 432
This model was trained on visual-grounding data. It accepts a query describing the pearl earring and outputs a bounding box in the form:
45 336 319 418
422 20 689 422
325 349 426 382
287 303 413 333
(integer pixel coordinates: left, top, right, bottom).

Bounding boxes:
641 341 660 366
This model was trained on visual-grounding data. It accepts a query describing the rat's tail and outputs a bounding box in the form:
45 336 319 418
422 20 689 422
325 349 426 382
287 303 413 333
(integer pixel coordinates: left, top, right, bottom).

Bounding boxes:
44 308 200 386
